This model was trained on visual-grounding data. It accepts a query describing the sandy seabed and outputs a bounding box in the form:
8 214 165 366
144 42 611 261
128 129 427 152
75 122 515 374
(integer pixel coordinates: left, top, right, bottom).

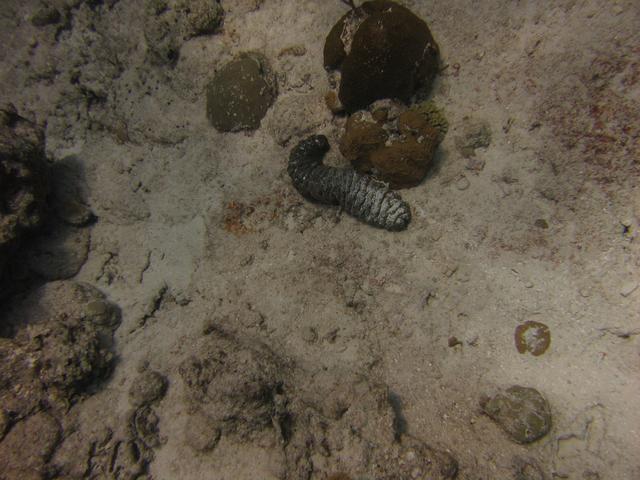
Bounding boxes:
0 1 639 479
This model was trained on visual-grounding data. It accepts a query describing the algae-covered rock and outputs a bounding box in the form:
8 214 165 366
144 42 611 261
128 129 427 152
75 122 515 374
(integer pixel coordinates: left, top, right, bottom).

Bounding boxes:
206 53 277 132
340 100 447 188
369 132 439 188
481 385 552 444
324 0 440 112
339 111 388 171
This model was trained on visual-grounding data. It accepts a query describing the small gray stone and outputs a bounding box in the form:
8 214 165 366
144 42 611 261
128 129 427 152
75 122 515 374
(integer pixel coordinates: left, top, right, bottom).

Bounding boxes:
481 385 551 444
301 326 318 344
455 119 492 158
206 53 277 132
184 411 221 452
512 456 546 480
455 176 470 191
620 281 638 297
128 370 168 407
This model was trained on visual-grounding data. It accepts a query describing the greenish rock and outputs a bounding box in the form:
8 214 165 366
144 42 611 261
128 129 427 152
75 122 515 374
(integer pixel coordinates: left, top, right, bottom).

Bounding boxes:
413 101 449 143
455 118 492 158
86 300 108 316
481 385 552 444
340 100 447 189
206 53 277 132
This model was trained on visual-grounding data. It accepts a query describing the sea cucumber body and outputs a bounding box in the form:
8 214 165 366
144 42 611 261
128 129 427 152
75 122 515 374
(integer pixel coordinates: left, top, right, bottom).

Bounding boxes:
288 135 411 231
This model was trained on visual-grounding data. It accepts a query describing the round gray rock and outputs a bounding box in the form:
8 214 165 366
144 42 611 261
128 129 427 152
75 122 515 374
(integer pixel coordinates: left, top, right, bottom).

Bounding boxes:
206 53 277 132
481 385 552 444
129 370 168 407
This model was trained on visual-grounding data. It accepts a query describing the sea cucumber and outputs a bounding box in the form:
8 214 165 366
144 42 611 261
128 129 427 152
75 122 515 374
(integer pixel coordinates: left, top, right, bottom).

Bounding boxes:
288 135 411 231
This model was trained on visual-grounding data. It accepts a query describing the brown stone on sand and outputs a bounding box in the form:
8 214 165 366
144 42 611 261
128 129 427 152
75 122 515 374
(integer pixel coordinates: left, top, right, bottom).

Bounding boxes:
324 1 440 112
339 112 388 172
369 129 439 189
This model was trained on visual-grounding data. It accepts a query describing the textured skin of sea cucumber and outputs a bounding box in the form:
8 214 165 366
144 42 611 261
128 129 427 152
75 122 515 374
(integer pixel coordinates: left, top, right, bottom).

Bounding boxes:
288 135 411 231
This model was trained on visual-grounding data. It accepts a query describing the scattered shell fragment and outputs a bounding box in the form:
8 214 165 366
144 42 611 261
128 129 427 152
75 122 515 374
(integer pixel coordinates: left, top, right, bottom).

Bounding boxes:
515 321 551 356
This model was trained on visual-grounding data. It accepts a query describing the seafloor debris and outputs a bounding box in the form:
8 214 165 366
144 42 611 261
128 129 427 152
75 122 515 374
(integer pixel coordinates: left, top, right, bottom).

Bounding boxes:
288 135 411 230
455 117 492 158
515 321 551 356
324 0 440 112
481 385 552 444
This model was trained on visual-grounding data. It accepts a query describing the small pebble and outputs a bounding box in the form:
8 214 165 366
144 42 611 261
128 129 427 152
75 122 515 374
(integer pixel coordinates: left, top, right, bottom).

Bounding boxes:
455 176 470 191
128 370 168 407
324 90 344 114
620 281 638 297
301 326 318 344
534 219 548 229
465 156 485 171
